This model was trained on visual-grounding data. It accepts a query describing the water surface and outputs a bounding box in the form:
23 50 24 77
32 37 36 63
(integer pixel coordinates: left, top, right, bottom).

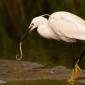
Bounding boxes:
4 80 85 85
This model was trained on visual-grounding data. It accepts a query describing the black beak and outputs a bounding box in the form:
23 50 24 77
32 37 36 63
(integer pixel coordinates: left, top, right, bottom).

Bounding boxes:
20 24 32 42
20 30 28 42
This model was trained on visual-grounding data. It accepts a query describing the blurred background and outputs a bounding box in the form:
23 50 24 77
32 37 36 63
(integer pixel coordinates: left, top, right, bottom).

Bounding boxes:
0 0 85 68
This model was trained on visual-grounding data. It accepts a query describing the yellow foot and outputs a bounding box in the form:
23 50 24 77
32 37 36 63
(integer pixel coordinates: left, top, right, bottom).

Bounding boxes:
68 81 75 85
68 64 82 82
75 63 82 80
68 69 75 82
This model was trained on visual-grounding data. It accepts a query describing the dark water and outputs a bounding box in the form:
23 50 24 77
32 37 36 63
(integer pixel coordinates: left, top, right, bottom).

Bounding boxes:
2 80 85 85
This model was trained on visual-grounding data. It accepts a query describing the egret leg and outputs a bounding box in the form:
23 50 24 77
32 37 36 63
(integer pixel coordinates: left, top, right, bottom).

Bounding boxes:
68 43 77 82
68 43 83 82
68 42 85 82
68 59 82 82
71 49 85 82
75 61 82 79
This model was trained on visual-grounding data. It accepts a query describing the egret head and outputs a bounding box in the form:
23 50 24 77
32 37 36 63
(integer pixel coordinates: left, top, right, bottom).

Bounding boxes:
29 15 49 32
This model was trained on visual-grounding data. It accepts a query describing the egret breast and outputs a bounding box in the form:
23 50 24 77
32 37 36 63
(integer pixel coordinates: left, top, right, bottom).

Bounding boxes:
37 25 60 40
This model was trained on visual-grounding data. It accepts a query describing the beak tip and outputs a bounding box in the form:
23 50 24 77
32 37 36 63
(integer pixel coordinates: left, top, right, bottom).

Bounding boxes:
29 28 32 32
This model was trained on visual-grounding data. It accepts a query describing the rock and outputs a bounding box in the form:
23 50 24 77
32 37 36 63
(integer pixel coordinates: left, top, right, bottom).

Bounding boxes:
0 80 7 84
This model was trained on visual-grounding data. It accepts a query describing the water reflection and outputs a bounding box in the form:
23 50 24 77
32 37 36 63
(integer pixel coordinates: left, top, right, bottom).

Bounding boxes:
4 80 85 85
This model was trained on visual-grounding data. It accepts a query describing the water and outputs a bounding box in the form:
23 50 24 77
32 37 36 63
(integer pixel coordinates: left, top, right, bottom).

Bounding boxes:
2 80 85 85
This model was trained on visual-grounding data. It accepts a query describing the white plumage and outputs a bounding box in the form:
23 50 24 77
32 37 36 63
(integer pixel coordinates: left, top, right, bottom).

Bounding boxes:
28 11 85 82
29 11 85 43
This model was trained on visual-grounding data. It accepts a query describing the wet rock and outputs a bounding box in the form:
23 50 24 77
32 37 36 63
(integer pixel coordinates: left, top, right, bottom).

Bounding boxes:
0 80 7 84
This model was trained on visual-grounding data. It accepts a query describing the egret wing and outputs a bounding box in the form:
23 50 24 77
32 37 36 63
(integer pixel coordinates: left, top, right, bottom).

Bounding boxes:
49 12 85 40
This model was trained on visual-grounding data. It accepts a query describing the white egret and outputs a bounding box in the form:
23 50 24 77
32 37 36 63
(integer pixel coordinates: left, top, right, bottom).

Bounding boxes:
28 11 85 82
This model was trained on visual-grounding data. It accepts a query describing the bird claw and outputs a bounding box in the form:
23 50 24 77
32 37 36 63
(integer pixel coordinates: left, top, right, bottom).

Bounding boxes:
68 69 75 82
68 64 82 83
